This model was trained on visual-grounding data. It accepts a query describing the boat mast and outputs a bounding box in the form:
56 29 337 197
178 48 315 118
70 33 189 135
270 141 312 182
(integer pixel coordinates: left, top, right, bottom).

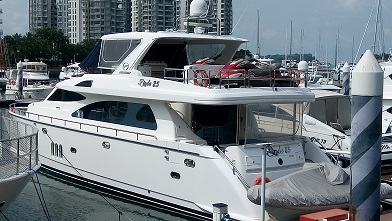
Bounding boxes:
289 20 292 64
256 10 260 56
334 30 339 68
352 36 355 64
373 0 382 56
0 4 5 71
300 29 304 61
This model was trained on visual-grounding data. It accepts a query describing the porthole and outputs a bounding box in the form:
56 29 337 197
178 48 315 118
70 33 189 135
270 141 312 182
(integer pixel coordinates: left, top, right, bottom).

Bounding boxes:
184 159 195 168
170 172 180 180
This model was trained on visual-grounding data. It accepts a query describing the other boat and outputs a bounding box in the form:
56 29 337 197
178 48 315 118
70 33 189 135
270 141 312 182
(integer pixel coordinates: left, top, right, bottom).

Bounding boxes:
5 60 53 100
59 63 85 80
6 60 50 85
380 58 392 110
302 89 392 166
0 115 40 211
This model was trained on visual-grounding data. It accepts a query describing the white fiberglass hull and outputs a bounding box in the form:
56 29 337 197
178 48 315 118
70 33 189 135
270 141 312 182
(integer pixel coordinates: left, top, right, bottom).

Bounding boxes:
11 114 267 221
0 171 34 211
5 85 54 100
303 114 392 164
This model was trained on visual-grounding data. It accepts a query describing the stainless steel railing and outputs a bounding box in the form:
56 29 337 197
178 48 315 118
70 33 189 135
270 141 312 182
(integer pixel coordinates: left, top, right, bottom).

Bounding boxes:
0 115 39 179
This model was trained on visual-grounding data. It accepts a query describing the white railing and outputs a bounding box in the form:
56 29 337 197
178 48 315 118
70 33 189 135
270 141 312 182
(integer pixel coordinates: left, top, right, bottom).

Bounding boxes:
10 104 157 141
163 67 297 88
0 116 39 179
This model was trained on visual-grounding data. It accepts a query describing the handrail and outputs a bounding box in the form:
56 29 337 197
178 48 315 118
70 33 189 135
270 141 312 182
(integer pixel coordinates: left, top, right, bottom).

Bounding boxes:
10 105 158 141
163 67 297 89
214 145 250 189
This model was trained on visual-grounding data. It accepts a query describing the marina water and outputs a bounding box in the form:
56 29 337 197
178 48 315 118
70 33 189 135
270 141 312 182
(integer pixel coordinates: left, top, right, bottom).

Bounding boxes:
0 107 189 221
4 173 189 221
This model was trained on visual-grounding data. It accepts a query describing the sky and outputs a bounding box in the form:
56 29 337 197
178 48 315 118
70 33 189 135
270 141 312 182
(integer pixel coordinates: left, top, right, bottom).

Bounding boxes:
1 0 391 64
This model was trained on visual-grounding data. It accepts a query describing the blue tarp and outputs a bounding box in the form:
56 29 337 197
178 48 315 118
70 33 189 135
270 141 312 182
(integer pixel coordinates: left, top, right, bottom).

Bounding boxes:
79 40 101 72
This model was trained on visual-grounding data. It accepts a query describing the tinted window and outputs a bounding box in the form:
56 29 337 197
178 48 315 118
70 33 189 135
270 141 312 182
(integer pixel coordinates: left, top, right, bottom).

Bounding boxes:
72 101 157 130
99 39 141 69
47 89 86 101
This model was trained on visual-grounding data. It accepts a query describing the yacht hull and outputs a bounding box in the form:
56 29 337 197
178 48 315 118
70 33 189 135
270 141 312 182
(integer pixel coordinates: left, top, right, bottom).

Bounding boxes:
10 114 264 221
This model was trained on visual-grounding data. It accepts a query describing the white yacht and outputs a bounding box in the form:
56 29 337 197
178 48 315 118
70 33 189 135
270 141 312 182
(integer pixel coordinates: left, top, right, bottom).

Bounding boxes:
303 89 392 166
8 31 339 221
6 60 50 85
59 63 85 80
5 61 53 100
380 59 392 110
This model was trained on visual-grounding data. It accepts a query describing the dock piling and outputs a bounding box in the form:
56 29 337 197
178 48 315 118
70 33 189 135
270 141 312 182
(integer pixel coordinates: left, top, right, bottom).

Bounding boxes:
342 62 350 95
212 203 228 221
16 61 23 99
350 50 383 220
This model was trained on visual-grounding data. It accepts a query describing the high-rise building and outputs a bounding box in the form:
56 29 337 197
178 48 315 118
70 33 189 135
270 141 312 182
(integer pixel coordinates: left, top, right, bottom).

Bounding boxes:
83 0 132 41
29 0 58 34
131 0 176 32
65 0 83 44
213 0 232 35
30 0 132 44
56 0 70 39
175 0 232 35
29 0 233 44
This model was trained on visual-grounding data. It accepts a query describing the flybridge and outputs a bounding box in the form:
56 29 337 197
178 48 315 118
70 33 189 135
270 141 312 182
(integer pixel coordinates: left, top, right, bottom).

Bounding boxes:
79 32 246 74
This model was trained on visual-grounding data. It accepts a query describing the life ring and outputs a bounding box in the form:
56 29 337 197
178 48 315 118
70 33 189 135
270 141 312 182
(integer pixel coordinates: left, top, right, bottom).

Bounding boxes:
8 79 15 85
253 176 271 186
295 71 300 87
194 70 209 87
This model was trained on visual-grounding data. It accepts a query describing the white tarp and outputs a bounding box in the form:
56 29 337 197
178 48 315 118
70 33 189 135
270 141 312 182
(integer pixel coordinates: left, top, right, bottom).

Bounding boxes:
247 162 392 207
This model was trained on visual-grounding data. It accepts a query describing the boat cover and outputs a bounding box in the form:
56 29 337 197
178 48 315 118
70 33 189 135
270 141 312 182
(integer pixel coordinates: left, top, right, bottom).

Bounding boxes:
247 162 392 207
79 40 101 72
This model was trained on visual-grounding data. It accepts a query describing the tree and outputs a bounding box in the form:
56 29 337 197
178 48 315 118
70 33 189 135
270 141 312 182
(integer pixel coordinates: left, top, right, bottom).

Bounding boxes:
2 28 97 67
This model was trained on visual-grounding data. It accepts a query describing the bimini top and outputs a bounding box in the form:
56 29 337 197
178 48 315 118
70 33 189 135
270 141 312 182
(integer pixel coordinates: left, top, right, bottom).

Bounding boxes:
79 31 247 74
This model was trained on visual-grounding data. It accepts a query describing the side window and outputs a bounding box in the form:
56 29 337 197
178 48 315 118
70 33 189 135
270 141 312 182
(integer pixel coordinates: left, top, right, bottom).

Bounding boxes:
136 105 155 123
48 89 86 101
72 101 157 130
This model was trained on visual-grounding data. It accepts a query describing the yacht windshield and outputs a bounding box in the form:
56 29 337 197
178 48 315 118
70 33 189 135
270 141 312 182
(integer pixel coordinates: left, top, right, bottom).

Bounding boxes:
241 103 302 144
186 44 225 63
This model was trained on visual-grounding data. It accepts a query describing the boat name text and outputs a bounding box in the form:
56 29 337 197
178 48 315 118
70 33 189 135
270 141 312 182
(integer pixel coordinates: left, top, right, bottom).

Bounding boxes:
309 137 327 145
138 79 160 87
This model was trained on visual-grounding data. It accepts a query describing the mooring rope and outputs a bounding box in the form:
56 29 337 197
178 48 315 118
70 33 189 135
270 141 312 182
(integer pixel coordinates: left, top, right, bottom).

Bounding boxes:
43 129 134 221
32 174 52 221
0 209 10 221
